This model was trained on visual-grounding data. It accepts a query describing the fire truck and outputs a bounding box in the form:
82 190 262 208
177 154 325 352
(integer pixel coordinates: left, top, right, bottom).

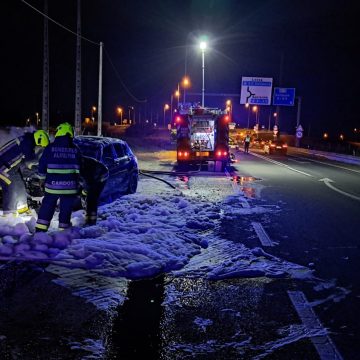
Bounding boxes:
174 106 230 171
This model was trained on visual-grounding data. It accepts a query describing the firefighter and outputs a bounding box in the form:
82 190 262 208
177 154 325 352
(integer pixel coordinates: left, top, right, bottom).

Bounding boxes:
35 123 81 232
80 156 109 225
0 130 50 216
244 133 251 153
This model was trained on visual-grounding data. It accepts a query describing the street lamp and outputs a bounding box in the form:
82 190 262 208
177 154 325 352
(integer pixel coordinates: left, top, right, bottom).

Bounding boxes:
175 85 180 108
117 107 123 125
91 106 96 122
226 99 232 119
245 103 250 129
163 104 170 128
35 112 40 126
199 40 207 107
252 106 258 126
182 76 191 103
268 111 277 131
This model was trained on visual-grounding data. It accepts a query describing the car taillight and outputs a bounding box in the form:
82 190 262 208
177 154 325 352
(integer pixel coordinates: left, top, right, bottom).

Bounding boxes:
184 151 189 157
282 144 288 148
217 151 222 156
223 151 227 156
270 144 276 148
178 151 183 157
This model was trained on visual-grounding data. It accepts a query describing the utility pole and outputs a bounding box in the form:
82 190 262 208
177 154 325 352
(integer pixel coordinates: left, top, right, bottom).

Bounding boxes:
97 42 103 136
275 51 284 127
41 0 49 132
74 0 82 136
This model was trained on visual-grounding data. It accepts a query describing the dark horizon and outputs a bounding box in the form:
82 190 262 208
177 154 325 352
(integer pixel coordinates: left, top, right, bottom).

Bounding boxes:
1 0 358 138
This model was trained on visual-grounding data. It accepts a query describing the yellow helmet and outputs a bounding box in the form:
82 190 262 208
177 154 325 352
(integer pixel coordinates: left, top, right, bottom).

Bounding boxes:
33 130 50 147
55 122 74 138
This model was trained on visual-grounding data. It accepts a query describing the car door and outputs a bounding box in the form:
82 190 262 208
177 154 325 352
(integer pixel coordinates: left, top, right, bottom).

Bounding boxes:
100 144 124 198
113 142 132 193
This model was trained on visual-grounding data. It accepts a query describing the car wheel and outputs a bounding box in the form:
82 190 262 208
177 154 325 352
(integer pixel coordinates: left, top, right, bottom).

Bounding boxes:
127 170 138 194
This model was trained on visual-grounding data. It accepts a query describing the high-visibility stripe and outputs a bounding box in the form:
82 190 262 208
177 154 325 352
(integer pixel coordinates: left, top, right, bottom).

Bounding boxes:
38 174 46 179
0 173 11 185
35 223 48 230
9 157 23 169
47 169 80 174
45 188 78 195
17 206 29 214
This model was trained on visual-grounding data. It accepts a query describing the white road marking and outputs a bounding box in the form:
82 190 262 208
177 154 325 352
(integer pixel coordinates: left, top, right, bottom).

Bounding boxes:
319 178 360 201
251 152 314 177
251 222 275 247
288 291 343 360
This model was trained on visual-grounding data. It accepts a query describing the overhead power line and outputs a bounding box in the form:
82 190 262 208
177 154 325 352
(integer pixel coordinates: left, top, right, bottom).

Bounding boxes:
22 0 99 46
22 0 147 104
103 47 147 104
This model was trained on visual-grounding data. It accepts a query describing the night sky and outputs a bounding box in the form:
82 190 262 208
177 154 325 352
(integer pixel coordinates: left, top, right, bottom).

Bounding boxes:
1 0 358 137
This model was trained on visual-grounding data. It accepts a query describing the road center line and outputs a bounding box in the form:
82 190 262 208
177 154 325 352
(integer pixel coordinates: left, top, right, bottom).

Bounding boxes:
250 152 313 177
251 222 274 247
288 291 343 360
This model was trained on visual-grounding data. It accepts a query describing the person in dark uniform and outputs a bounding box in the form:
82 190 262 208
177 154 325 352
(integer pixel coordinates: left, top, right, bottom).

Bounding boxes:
244 133 251 153
35 123 81 232
0 130 49 215
80 156 109 225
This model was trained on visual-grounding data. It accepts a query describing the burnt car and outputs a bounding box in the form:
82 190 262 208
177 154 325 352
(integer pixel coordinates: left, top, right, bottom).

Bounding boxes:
73 136 139 204
264 139 288 155
16 136 138 210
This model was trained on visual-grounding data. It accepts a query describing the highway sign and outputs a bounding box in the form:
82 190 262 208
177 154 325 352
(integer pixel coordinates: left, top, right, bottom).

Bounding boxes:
240 77 273 105
296 125 304 132
273 87 296 106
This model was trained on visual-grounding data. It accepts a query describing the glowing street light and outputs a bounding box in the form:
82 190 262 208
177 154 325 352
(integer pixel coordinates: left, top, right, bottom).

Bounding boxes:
199 40 207 107
340 134 344 141
91 106 97 122
245 103 251 129
252 106 259 126
175 84 180 107
163 104 170 128
117 107 123 125
323 132 328 139
181 76 191 103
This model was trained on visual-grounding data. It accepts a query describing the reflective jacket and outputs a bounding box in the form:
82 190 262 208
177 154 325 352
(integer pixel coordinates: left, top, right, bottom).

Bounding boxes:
38 135 81 195
0 132 35 185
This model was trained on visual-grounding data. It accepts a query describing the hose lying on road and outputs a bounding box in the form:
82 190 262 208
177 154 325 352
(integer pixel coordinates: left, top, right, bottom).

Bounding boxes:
139 170 177 189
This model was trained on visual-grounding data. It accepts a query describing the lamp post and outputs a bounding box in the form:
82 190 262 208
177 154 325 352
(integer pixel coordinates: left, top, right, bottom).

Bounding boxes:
268 111 277 131
175 85 180 108
182 76 190 103
226 99 232 119
252 106 258 126
91 106 96 122
35 112 40 126
117 107 123 125
163 104 170 128
199 41 207 107
245 103 250 129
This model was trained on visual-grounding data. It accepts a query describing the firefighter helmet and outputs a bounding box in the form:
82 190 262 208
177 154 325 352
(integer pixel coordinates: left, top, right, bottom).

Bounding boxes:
55 122 74 138
33 130 50 147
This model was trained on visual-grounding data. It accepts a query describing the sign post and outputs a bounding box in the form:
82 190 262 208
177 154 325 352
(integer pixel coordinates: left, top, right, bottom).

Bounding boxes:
295 124 303 148
240 77 273 105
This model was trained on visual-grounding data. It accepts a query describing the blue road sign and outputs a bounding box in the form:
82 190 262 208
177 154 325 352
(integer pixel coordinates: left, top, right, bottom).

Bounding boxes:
273 87 295 106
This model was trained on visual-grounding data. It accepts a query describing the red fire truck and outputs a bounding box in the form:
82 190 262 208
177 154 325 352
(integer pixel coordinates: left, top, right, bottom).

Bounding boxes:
175 106 230 171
